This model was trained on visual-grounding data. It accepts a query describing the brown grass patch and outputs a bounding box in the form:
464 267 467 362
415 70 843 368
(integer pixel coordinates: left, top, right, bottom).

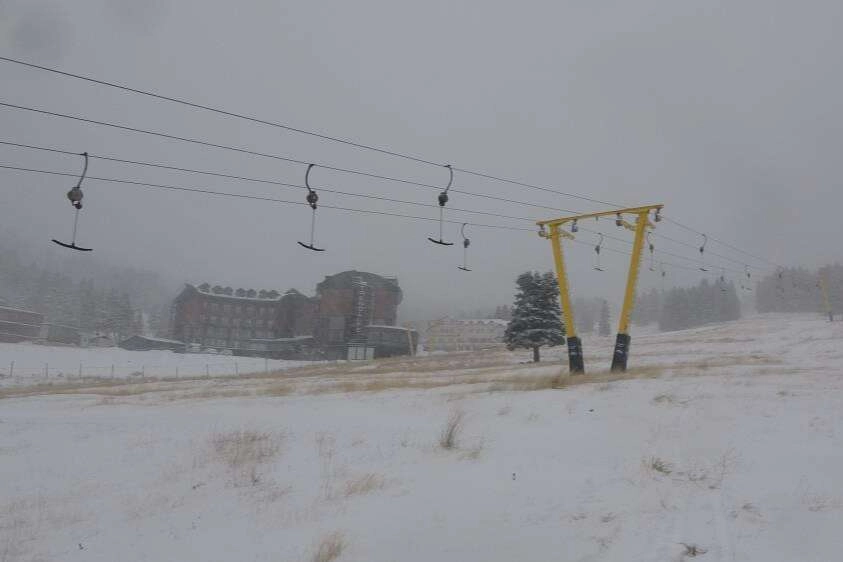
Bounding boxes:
554 366 665 390
261 383 295 397
310 531 345 562
342 473 385 497
211 430 282 470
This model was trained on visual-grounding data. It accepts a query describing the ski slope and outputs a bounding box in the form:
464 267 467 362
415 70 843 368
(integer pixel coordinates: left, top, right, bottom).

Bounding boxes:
1 313 842 561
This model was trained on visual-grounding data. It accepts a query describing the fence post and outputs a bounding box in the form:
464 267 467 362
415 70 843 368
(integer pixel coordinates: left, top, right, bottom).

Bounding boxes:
264 357 268 375
142 365 145 378
78 362 82 379
206 364 209 377
110 364 115 377
235 361 239 377
9 361 13 377
175 366 179 378
44 363 48 379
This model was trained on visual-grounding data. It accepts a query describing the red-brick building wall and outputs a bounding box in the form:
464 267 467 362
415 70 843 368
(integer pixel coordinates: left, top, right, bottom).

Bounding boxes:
171 285 316 350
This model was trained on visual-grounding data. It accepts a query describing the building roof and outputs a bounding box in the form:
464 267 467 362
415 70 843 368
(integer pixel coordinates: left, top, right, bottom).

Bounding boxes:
316 270 402 296
122 335 186 345
247 335 314 343
365 325 417 332
176 284 314 304
432 318 509 326
0 305 44 316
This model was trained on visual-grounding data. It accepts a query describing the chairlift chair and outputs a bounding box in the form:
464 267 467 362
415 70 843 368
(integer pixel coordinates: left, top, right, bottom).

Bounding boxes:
457 223 471 271
428 164 454 246
52 151 93 252
698 234 708 272
593 233 605 271
647 232 655 271
297 164 325 251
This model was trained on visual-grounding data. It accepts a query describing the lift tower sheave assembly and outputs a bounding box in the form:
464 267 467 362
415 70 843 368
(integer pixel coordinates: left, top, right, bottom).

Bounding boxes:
537 204 664 374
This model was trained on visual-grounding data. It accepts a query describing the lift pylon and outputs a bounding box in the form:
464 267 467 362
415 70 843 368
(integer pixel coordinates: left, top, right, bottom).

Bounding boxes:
539 224 584 373
537 204 663 373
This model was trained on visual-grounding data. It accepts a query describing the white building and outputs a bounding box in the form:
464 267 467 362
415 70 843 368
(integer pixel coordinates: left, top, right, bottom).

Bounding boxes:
425 318 507 352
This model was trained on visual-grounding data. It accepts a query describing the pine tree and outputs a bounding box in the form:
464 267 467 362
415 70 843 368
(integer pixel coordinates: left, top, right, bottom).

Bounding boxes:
504 271 565 362
598 299 611 336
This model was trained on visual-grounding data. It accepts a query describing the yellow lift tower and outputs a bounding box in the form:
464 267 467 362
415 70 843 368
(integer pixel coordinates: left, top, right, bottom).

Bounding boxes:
538 204 664 373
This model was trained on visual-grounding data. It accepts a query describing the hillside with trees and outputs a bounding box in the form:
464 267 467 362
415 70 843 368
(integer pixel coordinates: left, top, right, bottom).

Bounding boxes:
0 239 175 339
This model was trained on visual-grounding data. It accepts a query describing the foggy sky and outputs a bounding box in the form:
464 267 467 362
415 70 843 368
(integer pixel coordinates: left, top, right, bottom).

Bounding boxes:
2 0 842 323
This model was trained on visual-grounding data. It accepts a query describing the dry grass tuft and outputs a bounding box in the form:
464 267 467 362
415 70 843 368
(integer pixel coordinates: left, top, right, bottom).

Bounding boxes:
343 473 385 497
439 410 465 450
211 430 282 470
460 440 485 461
680 542 708 557
645 456 673 475
310 531 345 562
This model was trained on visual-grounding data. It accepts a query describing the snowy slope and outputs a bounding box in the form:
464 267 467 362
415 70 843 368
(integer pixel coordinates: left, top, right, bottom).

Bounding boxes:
1 313 842 561
0 342 315 388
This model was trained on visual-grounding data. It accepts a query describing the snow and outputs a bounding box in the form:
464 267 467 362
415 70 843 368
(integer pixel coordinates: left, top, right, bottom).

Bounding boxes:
2 313 843 561
0 342 314 387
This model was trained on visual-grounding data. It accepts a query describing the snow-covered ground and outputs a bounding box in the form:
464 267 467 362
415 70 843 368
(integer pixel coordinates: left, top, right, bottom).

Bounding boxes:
2 313 842 561
0 342 315 387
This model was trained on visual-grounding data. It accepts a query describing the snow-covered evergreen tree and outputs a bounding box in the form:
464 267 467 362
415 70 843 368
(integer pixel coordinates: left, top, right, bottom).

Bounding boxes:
504 271 565 362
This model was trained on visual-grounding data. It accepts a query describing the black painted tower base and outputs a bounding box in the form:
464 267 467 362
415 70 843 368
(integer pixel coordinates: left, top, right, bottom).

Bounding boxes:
566 336 585 373
610 333 631 372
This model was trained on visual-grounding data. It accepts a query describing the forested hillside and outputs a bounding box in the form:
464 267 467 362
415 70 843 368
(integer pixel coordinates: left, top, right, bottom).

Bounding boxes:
0 238 176 338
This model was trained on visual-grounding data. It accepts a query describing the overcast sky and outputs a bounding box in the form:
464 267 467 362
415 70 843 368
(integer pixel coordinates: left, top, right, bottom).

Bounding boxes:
1 0 841 322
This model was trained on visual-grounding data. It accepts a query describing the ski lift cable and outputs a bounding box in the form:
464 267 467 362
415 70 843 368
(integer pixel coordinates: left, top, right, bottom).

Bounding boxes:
2 137 758 275
0 56 623 208
0 162 740 276
0 56 444 167
576 225 744 275
11 130 768 269
0 141 535 223
661 215 783 269
0 136 578 216
0 163 533 232
0 137 761 277
0 94 778 267
0 55 782 265
0 139 551 222
7 148 759 274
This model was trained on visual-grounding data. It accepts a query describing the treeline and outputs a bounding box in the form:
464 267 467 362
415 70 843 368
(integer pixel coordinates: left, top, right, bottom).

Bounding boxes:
632 280 741 332
0 240 174 338
573 297 611 336
755 265 841 314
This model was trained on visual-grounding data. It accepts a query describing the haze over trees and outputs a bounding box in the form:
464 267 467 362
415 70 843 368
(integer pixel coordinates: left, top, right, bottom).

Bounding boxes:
755 265 843 315
0 238 175 339
658 279 741 332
